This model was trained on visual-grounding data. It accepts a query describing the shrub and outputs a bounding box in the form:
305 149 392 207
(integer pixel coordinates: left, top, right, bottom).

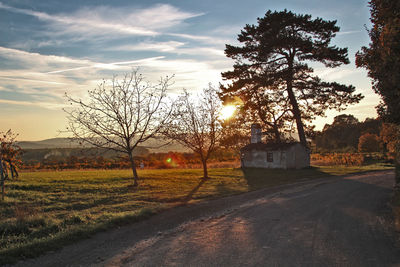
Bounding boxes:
358 133 381 152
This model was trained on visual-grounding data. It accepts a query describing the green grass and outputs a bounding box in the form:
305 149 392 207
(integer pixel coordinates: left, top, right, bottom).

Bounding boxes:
0 163 393 264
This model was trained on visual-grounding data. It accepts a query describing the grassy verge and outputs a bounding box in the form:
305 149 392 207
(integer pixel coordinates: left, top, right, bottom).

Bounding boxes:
0 163 393 264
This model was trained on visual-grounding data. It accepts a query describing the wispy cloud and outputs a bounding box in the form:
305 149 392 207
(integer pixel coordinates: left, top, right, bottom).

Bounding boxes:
0 98 64 110
110 41 186 52
0 45 230 110
166 32 228 45
46 57 165 74
0 2 203 39
336 30 362 35
0 46 164 73
314 67 361 81
108 41 225 57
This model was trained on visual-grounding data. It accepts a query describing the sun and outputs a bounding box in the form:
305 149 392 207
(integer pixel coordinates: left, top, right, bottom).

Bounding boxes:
220 105 236 120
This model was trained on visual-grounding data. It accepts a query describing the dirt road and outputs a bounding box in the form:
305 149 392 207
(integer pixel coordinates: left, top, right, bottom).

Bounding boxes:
18 170 400 266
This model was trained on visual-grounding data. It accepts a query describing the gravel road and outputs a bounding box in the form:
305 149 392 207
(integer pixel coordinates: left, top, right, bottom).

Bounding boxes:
17 170 400 267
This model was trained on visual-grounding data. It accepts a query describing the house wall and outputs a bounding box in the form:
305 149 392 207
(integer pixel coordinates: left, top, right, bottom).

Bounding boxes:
294 143 310 169
284 144 310 169
286 146 296 169
241 150 286 169
241 143 310 169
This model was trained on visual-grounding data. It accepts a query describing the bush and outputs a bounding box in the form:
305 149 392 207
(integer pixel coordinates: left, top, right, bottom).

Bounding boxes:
358 133 381 152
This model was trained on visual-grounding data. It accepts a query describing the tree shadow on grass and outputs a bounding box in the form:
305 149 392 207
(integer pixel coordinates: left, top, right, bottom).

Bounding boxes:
181 178 208 204
242 167 333 191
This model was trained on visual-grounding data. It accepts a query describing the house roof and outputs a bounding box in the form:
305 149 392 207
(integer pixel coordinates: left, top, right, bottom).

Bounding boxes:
241 142 302 152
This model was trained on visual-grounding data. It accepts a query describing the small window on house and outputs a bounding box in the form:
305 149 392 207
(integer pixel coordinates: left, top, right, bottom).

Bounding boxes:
267 152 273 162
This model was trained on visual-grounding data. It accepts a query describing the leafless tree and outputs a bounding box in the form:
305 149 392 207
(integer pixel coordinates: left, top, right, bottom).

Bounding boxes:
0 130 21 200
163 86 223 179
64 70 174 187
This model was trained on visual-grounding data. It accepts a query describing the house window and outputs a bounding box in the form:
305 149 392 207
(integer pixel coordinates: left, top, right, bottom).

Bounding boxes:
267 152 273 162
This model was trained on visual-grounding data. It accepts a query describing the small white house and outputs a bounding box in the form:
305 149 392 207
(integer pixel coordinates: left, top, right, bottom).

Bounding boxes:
240 124 310 169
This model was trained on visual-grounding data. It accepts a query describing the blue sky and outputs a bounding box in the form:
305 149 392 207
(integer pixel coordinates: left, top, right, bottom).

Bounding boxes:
0 0 377 140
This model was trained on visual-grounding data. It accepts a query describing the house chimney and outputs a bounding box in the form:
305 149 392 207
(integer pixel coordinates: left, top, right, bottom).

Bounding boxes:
251 123 262 143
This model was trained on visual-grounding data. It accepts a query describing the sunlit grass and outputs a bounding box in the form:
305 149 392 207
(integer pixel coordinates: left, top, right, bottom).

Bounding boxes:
0 163 393 264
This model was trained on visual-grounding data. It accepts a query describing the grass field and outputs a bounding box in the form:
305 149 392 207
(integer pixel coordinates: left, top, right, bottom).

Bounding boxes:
0 163 393 264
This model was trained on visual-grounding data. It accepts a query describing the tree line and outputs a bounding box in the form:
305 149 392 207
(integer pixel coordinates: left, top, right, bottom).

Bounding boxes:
314 114 383 153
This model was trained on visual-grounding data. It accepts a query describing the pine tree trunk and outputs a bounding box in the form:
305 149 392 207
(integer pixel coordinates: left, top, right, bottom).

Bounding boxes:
128 152 139 187
288 87 307 146
286 63 307 147
273 124 281 143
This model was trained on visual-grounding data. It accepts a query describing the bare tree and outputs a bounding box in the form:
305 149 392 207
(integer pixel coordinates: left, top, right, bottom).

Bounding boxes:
64 70 173 187
0 130 21 200
163 86 223 179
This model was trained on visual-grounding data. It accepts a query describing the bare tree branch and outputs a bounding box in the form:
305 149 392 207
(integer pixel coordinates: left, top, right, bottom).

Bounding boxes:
162 85 223 179
63 69 174 187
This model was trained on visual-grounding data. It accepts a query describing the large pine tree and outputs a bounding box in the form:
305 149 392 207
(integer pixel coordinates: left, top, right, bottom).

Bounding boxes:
221 10 363 146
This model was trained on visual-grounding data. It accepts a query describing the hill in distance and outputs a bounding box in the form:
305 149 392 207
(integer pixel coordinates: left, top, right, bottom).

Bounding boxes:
17 137 188 153
17 138 88 150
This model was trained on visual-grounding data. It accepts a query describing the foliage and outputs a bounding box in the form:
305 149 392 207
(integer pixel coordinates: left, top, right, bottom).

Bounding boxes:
64 70 174 186
162 86 223 178
0 130 22 200
221 9 363 146
314 115 382 152
380 123 400 157
219 112 251 154
356 0 400 123
358 133 381 152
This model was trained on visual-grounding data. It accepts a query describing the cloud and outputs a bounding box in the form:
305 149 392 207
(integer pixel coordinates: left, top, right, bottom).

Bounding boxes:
110 41 186 52
336 30 362 35
166 32 228 45
0 45 231 110
0 2 203 39
46 57 165 74
0 47 169 108
314 67 361 81
0 98 64 110
0 46 164 74
0 2 227 46
108 41 225 57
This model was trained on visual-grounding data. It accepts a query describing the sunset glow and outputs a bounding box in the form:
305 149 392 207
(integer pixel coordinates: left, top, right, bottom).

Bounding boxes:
220 105 236 120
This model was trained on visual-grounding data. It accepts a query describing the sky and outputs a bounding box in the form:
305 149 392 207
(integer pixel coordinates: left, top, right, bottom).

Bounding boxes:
0 0 378 141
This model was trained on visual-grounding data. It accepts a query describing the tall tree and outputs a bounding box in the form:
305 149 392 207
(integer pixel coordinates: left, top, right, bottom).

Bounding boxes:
356 0 400 184
356 0 400 123
221 10 363 146
163 86 223 179
315 114 361 152
64 70 173 187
